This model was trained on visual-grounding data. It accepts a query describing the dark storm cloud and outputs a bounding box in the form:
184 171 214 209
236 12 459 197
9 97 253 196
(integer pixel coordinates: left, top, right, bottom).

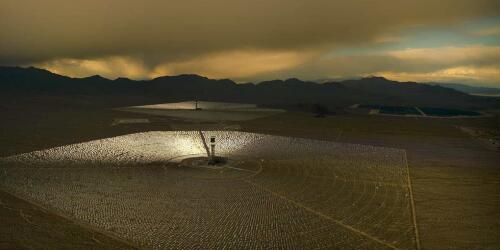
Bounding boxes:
1 0 499 86
1 0 498 66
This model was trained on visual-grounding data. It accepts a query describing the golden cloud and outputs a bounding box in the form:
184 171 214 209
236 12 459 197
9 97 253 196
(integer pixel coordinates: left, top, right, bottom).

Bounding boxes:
375 66 500 86
151 49 316 80
37 57 150 79
36 49 316 81
387 45 500 65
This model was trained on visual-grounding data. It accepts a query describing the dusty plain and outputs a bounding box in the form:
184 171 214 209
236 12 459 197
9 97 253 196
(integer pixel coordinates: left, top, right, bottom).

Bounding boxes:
0 103 499 249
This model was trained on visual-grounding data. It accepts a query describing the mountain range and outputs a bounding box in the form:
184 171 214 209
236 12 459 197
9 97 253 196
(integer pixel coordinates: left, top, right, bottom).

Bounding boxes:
1 66 498 110
433 83 500 96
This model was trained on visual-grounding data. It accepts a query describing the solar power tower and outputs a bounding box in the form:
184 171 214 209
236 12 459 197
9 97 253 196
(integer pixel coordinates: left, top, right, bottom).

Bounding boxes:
210 136 216 161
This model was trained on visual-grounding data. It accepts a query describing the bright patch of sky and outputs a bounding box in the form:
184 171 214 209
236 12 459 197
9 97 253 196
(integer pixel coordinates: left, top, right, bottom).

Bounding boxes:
326 15 500 58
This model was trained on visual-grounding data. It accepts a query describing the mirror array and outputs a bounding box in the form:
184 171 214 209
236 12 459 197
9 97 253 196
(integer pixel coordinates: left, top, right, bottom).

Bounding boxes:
0 131 417 249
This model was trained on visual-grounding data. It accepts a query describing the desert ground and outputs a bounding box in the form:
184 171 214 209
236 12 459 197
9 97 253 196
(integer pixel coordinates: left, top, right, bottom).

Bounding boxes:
0 104 499 249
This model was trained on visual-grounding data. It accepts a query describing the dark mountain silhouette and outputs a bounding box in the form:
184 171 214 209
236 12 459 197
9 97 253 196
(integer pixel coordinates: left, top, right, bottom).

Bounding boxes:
340 77 484 108
1 66 498 109
433 83 500 95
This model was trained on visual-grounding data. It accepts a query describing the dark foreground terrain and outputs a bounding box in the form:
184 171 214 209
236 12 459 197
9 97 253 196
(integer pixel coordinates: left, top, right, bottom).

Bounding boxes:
0 190 136 249
0 103 499 249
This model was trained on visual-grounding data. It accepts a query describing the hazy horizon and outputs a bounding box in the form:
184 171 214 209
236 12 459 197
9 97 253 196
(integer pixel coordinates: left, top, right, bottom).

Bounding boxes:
5 65 500 89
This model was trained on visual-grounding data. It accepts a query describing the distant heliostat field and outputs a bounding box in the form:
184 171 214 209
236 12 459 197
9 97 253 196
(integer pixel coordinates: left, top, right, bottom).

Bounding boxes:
0 131 419 249
118 101 285 121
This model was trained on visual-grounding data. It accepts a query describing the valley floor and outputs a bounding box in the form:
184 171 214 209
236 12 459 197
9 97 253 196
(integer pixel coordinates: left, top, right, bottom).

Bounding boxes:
0 106 498 249
242 112 500 249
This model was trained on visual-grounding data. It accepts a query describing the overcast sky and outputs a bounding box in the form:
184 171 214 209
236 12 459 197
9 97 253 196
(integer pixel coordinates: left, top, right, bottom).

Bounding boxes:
1 0 499 86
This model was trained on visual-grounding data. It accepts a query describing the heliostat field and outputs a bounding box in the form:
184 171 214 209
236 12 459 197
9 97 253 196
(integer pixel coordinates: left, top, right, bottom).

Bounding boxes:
0 131 419 249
